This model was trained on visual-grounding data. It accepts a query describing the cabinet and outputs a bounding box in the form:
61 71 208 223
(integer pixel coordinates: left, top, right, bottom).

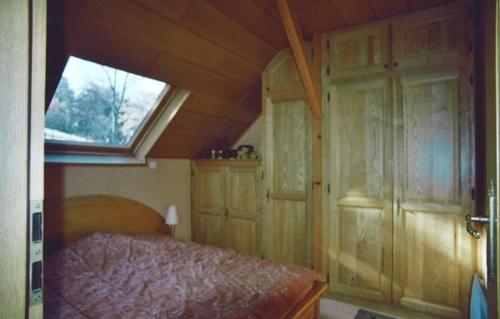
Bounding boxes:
325 3 474 318
192 160 261 256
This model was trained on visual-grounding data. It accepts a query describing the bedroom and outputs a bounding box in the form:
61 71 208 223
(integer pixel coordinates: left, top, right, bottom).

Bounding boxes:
1 0 499 318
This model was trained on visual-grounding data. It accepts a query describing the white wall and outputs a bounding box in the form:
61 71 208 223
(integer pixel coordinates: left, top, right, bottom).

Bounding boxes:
45 159 192 240
232 116 263 154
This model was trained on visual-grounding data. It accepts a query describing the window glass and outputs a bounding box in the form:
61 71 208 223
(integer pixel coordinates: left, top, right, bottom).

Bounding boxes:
45 56 168 147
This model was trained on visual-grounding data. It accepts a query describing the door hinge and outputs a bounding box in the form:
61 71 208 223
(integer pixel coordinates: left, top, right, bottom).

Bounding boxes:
326 65 330 76
326 273 330 283
397 198 401 217
327 92 330 102
471 187 475 200
327 183 331 194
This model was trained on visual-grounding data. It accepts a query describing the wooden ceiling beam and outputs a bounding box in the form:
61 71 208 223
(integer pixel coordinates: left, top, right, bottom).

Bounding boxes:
276 0 322 119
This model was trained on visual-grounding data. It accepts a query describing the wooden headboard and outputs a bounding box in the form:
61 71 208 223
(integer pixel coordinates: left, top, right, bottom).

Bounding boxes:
44 195 170 253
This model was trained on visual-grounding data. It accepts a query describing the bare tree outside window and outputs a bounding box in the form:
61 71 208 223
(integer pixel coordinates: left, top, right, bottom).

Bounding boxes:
45 56 168 147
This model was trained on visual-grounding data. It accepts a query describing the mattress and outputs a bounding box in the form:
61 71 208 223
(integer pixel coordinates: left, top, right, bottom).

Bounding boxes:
44 233 323 319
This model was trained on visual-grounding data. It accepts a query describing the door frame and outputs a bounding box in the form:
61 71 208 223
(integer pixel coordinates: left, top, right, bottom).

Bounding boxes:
0 1 46 318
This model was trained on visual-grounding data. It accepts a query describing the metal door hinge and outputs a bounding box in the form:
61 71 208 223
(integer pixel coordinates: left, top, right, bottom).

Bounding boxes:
397 198 400 217
327 183 331 194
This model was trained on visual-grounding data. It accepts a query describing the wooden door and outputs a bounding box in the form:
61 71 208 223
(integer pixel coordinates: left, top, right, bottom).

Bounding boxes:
327 79 393 303
193 165 225 247
263 96 312 267
225 165 260 256
393 69 474 318
329 22 389 80
0 1 45 318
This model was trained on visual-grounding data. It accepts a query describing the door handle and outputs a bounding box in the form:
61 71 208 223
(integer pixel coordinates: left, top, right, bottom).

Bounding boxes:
465 179 496 287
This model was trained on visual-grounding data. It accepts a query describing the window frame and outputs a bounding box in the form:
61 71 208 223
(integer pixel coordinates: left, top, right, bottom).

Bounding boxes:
44 75 189 165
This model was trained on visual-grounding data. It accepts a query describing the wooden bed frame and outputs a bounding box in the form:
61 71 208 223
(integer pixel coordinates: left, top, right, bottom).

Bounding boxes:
44 195 326 319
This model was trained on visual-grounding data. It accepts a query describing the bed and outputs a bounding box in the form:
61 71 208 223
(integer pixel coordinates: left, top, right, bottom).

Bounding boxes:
43 195 326 319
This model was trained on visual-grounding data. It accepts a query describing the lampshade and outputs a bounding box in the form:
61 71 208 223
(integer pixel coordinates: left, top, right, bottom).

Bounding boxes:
165 206 179 225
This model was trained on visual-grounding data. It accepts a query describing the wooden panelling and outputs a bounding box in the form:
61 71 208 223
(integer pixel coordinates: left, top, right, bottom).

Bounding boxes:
406 0 448 11
205 0 287 48
368 0 409 19
132 0 192 23
180 0 277 68
291 0 346 34
329 0 376 26
77 0 262 86
151 54 252 102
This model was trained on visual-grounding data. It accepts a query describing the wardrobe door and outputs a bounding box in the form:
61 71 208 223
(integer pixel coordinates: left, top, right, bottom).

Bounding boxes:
225 165 260 256
263 97 312 267
328 79 393 303
193 164 225 247
393 69 474 318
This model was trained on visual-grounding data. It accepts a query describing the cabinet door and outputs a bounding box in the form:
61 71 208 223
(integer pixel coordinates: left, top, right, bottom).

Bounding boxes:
327 79 393 303
193 165 225 247
392 5 467 69
263 97 312 267
393 69 474 318
225 166 260 256
329 23 389 79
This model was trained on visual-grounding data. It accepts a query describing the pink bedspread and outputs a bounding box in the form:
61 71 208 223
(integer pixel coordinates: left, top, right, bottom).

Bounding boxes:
44 233 323 319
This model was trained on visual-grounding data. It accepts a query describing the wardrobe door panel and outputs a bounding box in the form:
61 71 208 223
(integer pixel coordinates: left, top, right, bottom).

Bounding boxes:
194 166 225 247
226 166 259 255
264 97 312 267
328 79 393 303
329 23 389 79
392 5 467 69
394 69 473 318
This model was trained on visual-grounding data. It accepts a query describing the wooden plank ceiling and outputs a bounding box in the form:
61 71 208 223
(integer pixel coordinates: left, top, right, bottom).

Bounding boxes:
47 0 453 158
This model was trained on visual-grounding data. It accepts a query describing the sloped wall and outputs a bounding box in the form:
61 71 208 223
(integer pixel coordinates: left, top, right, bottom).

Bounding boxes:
45 159 192 240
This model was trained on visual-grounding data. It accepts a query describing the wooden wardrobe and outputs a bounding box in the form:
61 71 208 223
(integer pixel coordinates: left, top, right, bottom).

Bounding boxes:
263 2 476 318
191 160 262 256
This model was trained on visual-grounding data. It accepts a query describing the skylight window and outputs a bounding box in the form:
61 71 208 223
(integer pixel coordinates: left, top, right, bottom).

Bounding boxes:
45 56 169 147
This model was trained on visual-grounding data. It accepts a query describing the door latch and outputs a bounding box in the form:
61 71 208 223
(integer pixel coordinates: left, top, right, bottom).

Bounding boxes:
465 179 496 287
